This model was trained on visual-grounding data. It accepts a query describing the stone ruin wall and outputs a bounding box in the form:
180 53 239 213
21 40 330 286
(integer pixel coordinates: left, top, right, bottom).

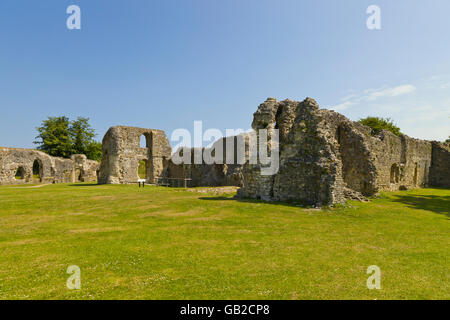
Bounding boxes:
237 98 348 205
98 125 247 187
96 98 449 206
236 97 449 206
167 135 249 187
98 126 172 184
429 142 450 188
0 147 99 185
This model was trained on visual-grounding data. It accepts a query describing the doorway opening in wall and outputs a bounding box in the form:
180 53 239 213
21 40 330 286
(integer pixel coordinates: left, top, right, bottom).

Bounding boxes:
75 169 82 182
32 160 42 182
15 167 25 180
390 164 400 184
138 160 147 180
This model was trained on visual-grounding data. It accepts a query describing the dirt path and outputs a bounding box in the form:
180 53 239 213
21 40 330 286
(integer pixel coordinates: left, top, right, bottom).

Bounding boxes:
9 184 51 189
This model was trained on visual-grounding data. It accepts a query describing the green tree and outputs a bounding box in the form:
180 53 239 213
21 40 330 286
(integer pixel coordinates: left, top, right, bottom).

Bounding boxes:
34 116 102 161
85 141 103 161
358 116 401 136
70 117 96 155
34 116 72 158
445 136 450 143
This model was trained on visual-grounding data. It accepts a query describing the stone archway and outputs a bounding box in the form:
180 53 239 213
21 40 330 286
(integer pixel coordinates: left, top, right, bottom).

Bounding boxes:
15 167 25 180
140 133 152 149
32 159 43 182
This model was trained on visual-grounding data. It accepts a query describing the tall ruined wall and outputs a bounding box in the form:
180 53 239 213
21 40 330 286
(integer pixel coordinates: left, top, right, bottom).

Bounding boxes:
238 98 348 205
429 142 450 188
98 126 172 184
237 97 446 206
0 147 99 185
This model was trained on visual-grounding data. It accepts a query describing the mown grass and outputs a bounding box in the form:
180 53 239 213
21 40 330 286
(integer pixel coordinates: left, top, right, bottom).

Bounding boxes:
0 183 448 300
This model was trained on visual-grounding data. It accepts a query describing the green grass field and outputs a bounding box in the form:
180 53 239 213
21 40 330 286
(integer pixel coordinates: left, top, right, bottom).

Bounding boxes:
0 183 448 300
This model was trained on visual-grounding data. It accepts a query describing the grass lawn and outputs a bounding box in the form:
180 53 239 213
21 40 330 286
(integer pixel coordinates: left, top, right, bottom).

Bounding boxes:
0 183 448 300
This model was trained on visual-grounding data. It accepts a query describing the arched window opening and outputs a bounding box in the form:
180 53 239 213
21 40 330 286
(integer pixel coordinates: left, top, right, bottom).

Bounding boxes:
390 164 400 184
138 160 147 180
140 133 151 149
15 167 25 180
33 160 42 180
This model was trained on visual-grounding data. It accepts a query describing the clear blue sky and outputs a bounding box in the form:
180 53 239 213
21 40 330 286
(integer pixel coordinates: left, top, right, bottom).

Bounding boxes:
1 0 449 148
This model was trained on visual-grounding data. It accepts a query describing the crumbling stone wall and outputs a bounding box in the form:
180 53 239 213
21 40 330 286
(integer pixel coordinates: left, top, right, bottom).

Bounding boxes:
237 97 448 206
98 125 247 187
167 136 248 187
96 99 448 204
429 142 450 188
238 98 348 205
367 133 433 190
0 147 99 185
71 154 100 183
98 126 172 184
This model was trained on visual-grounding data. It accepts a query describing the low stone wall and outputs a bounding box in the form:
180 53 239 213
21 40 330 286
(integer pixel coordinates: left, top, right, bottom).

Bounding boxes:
0 147 99 185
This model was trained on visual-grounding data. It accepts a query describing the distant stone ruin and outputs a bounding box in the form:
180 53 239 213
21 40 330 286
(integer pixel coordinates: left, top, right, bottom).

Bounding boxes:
97 97 449 206
0 148 99 185
98 126 172 184
98 126 246 187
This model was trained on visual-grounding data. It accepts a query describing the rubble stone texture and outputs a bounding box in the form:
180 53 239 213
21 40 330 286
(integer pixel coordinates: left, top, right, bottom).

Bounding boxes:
0 147 99 185
98 126 172 184
236 97 450 205
429 142 450 188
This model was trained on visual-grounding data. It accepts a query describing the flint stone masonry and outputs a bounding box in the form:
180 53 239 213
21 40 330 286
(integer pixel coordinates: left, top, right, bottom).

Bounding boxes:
98 126 172 184
236 97 449 205
429 142 450 188
0 147 99 185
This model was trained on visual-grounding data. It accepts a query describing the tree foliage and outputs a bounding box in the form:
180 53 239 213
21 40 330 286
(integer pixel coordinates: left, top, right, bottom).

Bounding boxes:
34 116 102 161
34 116 73 158
71 117 96 155
358 116 401 136
85 141 103 162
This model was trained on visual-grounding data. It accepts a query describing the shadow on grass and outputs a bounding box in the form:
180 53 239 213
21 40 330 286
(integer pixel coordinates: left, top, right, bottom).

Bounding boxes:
68 183 102 187
391 194 450 218
198 196 318 209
